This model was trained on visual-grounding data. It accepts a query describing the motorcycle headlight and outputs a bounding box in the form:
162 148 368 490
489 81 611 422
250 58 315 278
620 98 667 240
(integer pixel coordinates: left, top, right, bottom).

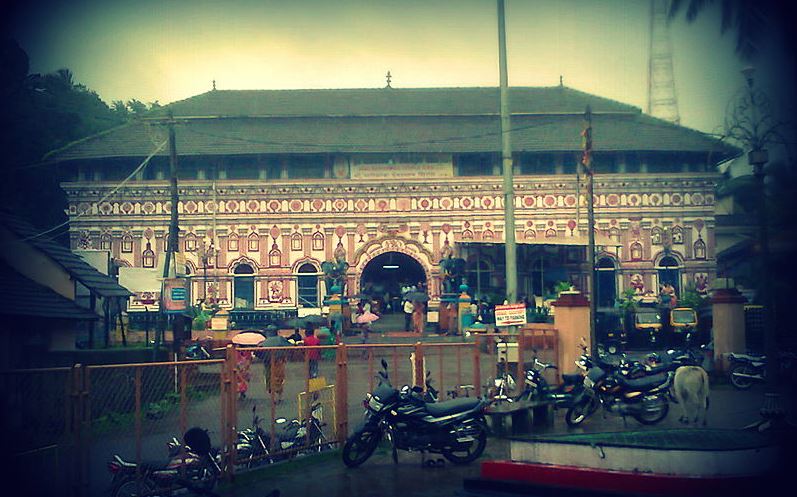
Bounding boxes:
368 395 384 412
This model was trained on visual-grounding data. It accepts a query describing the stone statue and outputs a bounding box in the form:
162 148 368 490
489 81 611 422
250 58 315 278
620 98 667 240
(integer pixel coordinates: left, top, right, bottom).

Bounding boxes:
439 254 465 294
321 252 349 296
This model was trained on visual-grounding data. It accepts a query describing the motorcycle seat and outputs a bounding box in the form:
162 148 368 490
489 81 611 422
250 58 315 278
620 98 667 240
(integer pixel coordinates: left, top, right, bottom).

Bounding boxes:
617 372 669 391
425 397 481 417
728 353 764 362
139 459 173 471
562 373 582 385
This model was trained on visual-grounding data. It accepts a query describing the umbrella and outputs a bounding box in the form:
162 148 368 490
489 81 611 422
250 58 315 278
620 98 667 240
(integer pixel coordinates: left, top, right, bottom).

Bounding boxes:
259 335 292 347
405 292 430 302
231 331 266 346
356 311 380 324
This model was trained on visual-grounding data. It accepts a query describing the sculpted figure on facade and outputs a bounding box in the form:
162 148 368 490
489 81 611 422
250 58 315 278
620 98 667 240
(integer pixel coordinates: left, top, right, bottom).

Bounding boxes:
439 254 465 294
322 247 349 295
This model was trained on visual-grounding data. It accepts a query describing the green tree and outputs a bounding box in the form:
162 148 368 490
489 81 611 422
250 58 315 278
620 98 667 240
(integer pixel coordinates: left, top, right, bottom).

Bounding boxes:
0 38 125 243
126 98 147 115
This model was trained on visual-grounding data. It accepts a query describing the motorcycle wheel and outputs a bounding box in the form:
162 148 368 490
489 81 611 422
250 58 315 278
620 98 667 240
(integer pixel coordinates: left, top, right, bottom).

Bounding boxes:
441 423 487 465
633 402 670 425
342 429 381 468
565 396 598 427
729 363 756 390
112 476 156 497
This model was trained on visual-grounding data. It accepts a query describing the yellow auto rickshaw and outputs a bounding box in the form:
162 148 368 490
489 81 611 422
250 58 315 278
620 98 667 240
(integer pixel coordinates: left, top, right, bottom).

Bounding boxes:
669 307 698 345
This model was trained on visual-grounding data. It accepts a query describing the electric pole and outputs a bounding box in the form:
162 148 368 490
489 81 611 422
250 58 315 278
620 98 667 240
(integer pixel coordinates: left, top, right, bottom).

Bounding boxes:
497 0 517 305
154 112 182 359
582 106 598 356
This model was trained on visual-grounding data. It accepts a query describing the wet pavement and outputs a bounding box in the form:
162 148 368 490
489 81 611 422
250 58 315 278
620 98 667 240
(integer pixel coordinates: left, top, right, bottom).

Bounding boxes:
217 382 794 497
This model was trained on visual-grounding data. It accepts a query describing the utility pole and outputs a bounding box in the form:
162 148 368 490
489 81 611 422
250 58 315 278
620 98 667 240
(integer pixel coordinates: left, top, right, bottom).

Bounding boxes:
582 106 598 356
154 112 183 359
497 0 517 305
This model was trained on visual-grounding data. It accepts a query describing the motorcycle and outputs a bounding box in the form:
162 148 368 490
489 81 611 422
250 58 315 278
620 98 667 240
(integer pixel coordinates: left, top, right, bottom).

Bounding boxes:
728 351 797 390
519 356 584 408
107 427 223 497
565 364 672 427
342 359 488 467
185 342 212 360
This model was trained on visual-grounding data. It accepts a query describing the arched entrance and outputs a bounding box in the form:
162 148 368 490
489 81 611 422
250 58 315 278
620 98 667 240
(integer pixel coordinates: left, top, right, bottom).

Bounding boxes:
233 263 255 309
595 257 617 308
656 255 681 295
360 252 426 314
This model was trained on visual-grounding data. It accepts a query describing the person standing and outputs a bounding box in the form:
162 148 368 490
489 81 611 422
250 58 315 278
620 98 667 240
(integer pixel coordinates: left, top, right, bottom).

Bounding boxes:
235 348 253 400
303 324 321 379
412 301 425 334
403 299 414 332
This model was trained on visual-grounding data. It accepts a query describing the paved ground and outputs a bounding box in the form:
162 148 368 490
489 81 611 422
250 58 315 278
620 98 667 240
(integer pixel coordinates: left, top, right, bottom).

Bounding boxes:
217 382 795 497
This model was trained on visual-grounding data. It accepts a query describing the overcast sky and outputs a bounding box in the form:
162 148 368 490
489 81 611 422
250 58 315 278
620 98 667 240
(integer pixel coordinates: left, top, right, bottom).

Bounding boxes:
7 0 789 137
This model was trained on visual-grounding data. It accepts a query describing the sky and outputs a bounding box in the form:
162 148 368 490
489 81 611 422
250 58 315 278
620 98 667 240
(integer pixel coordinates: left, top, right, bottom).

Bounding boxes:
4 0 789 137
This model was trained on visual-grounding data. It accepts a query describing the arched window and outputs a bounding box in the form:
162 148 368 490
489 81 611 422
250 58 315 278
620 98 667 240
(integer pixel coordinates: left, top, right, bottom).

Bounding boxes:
121 234 133 253
227 233 239 252
142 242 155 268
312 232 324 251
524 229 536 240
545 228 557 238
184 234 197 252
247 233 260 252
693 236 706 260
297 263 319 307
630 241 643 261
233 263 255 309
657 255 681 295
651 227 663 245
595 257 617 308
291 232 303 251
671 226 684 244
100 234 112 251
482 230 494 240
609 227 620 244
269 243 282 267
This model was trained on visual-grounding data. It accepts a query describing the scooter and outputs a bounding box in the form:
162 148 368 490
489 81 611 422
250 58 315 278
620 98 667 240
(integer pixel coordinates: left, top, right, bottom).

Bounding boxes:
728 351 797 390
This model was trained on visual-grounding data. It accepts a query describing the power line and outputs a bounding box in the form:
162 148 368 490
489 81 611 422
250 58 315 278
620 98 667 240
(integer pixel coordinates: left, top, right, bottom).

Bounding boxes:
9 139 168 244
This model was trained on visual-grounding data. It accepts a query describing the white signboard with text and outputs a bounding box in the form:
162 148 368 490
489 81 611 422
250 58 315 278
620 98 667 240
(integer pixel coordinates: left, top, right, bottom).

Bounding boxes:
350 161 453 180
494 303 527 327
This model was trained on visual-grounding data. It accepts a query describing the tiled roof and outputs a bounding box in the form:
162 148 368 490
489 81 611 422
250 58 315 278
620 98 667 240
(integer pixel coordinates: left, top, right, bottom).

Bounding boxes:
0 262 98 320
45 86 737 161
0 213 132 298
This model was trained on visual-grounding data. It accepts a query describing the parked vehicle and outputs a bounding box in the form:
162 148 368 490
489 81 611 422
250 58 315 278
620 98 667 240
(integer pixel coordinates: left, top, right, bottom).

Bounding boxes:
728 351 797 390
519 356 584 408
342 359 488 467
633 307 663 347
596 311 627 355
185 341 212 360
565 364 672 427
669 307 698 346
108 427 222 497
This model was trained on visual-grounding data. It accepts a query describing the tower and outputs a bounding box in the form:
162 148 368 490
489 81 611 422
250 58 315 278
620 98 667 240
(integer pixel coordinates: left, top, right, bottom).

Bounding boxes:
647 0 680 124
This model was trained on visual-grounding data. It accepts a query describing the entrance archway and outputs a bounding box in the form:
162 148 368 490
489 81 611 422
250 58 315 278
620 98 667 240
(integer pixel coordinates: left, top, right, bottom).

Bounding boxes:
360 252 426 314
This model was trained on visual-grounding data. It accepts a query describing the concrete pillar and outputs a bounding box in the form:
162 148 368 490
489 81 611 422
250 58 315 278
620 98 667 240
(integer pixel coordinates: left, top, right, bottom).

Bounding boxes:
711 288 747 372
457 284 474 332
552 291 591 378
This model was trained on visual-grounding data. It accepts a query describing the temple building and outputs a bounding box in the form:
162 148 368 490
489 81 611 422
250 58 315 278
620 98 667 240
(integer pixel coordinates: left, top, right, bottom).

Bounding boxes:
46 85 735 326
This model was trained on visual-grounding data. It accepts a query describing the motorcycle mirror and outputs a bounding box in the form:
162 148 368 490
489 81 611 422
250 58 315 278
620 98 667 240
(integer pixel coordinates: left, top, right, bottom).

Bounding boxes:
275 417 287 424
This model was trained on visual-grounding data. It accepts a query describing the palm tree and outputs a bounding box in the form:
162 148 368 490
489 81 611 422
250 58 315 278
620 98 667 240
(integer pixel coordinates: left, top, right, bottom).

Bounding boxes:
55 68 75 88
668 0 772 60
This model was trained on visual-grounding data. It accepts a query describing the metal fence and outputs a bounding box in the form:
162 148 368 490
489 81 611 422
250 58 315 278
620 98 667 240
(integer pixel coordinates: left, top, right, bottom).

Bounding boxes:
2 327 558 497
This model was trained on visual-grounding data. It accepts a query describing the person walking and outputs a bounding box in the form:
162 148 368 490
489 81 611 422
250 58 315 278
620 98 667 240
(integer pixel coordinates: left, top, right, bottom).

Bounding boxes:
235 348 253 400
403 299 414 332
303 324 321 379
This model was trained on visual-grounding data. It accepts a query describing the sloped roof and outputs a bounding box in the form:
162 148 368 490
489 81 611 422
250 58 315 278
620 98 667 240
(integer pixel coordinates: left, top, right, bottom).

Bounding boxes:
0 213 132 298
0 262 98 320
149 86 640 118
46 86 737 161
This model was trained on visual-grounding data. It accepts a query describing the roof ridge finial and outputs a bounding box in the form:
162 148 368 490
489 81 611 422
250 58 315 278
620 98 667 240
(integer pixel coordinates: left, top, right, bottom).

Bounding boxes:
385 71 392 89
212 79 216 91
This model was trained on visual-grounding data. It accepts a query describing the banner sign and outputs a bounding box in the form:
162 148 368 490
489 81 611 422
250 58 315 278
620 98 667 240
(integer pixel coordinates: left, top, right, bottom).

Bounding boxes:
495 303 527 327
350 161 453 180
163 277 189 313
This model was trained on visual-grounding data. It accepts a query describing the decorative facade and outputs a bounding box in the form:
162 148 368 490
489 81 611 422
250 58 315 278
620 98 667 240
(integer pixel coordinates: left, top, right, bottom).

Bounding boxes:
48 86 734 315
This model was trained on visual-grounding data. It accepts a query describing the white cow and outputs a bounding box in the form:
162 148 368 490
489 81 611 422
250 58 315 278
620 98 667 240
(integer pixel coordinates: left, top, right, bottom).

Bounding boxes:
672 366 710 426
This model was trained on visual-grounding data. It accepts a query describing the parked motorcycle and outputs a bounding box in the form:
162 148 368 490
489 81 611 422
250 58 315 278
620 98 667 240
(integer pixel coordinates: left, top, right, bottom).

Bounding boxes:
342 359 488 467
728 351 797 390
565 363 672 427
185 342 212 360
108 427 222 497
519 357 584 408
